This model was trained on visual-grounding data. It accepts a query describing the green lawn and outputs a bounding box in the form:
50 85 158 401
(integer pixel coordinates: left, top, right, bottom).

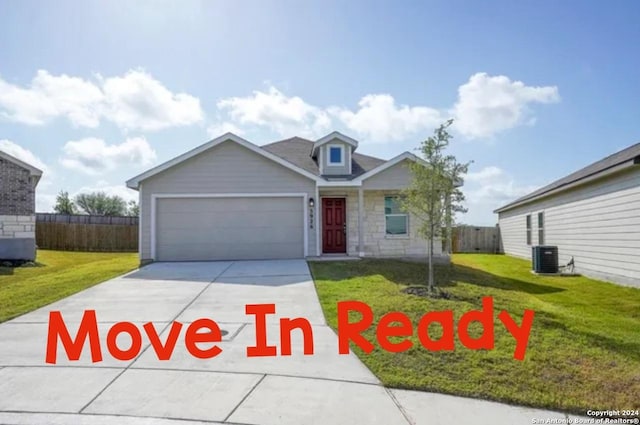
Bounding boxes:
0 250 138 323
309 254 640 413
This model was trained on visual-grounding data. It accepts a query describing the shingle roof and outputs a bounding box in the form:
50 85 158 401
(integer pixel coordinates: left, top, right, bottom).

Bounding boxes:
495 142 640 213
261 137 386 179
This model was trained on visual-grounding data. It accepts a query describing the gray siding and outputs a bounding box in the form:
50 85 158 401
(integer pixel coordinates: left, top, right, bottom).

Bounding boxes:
320 139 351 175
0 157 35 215
139 140 317 261
498 167 640 287
362 159 412 190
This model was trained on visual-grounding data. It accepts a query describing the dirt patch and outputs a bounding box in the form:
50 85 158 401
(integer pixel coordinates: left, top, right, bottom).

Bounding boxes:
402 286 453 299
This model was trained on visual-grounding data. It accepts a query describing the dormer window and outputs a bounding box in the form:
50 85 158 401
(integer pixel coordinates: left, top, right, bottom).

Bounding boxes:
328 144 344 166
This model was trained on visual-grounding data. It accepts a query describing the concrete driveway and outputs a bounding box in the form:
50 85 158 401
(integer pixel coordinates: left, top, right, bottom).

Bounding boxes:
0 260 580 425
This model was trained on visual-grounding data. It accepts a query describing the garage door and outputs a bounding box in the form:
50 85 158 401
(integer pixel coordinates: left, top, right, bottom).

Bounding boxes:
155 197 304 261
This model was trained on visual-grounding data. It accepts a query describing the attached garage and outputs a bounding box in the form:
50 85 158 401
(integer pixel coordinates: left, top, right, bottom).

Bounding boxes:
153 195 307 261
127 134 321 263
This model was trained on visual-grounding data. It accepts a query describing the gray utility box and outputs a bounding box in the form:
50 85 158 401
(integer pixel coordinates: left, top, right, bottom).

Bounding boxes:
0 238 37 261
532 245 558 273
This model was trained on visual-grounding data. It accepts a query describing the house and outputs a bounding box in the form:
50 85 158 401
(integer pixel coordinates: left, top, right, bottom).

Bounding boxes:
126 132 445 263
0 150 42 261
495 143 640 287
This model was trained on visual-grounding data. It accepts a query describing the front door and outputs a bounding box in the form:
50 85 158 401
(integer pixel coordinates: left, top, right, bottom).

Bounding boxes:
322 198 346 253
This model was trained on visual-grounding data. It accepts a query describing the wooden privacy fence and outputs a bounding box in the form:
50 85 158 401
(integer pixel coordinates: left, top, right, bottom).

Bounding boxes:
36 213 138 225
36 214 138 252
452 225 502 254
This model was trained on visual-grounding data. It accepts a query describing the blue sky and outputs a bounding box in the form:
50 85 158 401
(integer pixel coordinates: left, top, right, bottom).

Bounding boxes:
1 0 638 224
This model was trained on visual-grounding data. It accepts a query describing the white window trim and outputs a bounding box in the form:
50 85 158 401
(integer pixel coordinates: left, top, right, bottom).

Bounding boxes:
384 196 409 236
327 144 345 166
138 183 143 260
150 193 308 260
537 211 544 245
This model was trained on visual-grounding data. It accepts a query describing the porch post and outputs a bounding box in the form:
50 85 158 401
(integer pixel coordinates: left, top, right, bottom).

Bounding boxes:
358 187 364 257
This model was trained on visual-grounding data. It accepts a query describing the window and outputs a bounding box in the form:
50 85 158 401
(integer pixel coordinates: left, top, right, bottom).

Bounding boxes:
538 212 544 245
328 145 343 165
385 197 408 235
526 214 532 245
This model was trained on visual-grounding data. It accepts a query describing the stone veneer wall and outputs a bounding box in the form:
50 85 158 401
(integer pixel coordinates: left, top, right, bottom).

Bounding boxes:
362 190 436 257
320 189 441 257
0 215 37 260
0 215 36 239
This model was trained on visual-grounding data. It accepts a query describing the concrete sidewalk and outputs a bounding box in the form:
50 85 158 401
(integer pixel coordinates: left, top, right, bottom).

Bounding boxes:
0 260 581 424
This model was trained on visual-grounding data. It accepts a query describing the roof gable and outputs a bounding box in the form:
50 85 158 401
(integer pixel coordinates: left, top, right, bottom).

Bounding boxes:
262 136 385 179
311 131 359 158
126 133 319 189
0 150 43 184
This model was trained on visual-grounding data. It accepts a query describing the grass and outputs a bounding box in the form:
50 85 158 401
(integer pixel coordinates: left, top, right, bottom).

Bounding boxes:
309 254 640 413
0 250 138 323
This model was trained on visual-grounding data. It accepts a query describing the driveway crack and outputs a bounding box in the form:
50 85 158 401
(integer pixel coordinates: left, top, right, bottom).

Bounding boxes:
222 374 267 423
384 388 415 425
77 261 237 414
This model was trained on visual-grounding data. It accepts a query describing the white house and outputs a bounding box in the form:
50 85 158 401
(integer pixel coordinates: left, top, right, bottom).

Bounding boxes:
495 143 640 287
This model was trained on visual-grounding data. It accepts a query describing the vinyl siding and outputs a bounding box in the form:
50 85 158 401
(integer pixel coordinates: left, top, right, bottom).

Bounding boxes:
139 140 317 260
320 140 351 175
498 167 640 287
362 159 412 190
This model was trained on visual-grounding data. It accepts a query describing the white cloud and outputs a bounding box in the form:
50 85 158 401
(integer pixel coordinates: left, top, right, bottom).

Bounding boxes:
0 70 103 127
100 70 203 131
60 137 156 175
0 69 203 131
212 74 558 144
462 166 538 224
0 139 54 192
452 73 560 139
0 140 56 210
330 94 442 143
207 121 245 137
0 139 48 172
36 193 57 213
73 181 138 203
217 86 331 138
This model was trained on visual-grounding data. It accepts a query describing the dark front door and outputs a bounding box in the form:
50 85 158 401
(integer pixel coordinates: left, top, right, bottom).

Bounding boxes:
322 198 346 253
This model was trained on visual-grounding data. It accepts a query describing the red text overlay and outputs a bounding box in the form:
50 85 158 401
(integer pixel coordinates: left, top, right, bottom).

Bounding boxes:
45 297 534 364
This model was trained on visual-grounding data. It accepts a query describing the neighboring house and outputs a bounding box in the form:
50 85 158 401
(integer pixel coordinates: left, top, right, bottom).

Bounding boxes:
0 150 42 261
495 143 640 287
126 132 445 263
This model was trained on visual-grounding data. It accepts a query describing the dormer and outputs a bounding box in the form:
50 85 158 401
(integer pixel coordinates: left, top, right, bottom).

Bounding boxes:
311 131 359 176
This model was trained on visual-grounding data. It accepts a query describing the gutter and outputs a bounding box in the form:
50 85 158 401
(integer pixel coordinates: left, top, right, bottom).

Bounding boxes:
494 158 640 214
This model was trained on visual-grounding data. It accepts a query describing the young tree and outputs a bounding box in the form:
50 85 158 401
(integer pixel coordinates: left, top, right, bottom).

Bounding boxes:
53 191 77 214
126 200 139 217
402 119 471 294
75 192 127 216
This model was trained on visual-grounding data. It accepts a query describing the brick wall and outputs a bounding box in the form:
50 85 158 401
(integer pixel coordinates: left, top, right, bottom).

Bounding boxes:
0 157 35 215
